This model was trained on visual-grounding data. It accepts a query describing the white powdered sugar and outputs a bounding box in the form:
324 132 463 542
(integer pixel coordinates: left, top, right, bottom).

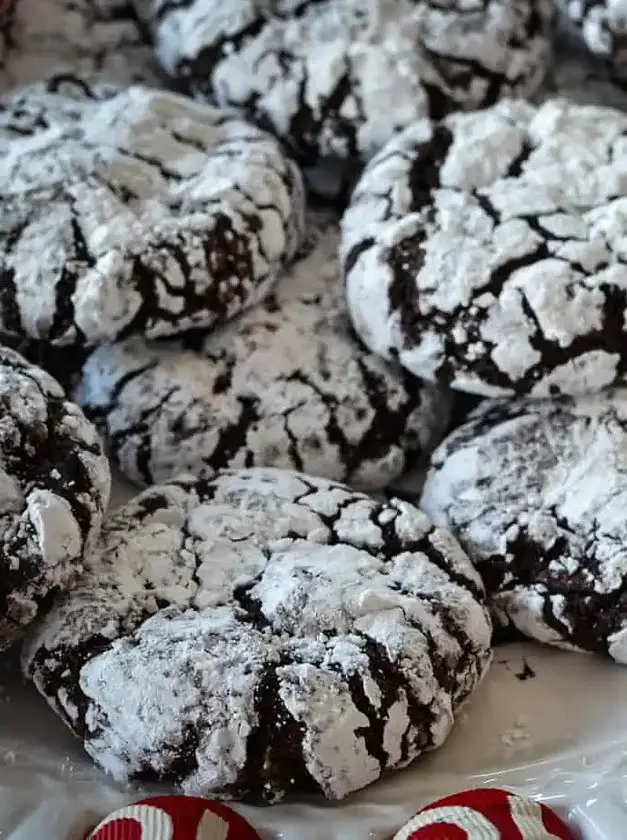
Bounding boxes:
74 212 450 491
0 0 162 91
342 97 627 398
0 346 110 650
0 84 305 346
420 390 627 663
0 76 124 141
22 466 492 802
153 0 552 167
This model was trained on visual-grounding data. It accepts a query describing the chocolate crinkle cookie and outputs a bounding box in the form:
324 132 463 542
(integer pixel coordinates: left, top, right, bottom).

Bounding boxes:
22 467 492 802
420 390 627 664
342 97 627 398
152 0 553 171
74 212 451 491
0 347 110 651
0 0 162 91
0 83 305 347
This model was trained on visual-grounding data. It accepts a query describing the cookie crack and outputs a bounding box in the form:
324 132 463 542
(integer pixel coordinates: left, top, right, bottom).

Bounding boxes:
109 386 179 483
48 211 92 344
351 355 427 475
174 14 267 87
25 623 121 736
481 518 627 654
233 661 318 803
232 574 271 630
354 631 436 764
376 513 484 600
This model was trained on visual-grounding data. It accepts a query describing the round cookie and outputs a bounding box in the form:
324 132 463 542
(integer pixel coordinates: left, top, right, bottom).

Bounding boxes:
0 346 110 651
420 389 627 663
0 0 162 92
561 1 627 83
342 97 627 398
0 84 305 347
153 0 553 174
22 467 492 802
75 213 451 491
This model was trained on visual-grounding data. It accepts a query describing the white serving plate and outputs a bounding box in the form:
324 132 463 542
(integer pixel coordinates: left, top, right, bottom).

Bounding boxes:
1 470 627 839
2 641 627 838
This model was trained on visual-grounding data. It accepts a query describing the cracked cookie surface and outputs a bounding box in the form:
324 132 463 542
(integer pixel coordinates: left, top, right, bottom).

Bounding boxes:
420 390 627 663
153 0 552 171
0 346 110 651
0 84 305 346
22 466 492 802
0 74 124 148
75 212 450 491
342 97 627 398
0 0 161 91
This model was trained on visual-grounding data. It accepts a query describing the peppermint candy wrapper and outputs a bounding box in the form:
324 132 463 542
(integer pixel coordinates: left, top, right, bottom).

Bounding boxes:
85 796 260 840
392 789 575 839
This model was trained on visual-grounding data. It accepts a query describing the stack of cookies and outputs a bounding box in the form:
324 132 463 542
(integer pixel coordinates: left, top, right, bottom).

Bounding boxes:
0 0 626 814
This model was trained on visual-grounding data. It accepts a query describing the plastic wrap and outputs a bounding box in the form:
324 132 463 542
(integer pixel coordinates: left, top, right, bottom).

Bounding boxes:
2 642 627 838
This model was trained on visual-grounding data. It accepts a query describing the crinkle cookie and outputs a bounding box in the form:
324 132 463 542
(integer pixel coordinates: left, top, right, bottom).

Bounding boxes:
22 467 492 802
0 347 110 651
153 0 553 170
561 0 627 82
420 390 627 664
0 0 162 91
0 84 305 347
342 97 627 398
75 213 450 491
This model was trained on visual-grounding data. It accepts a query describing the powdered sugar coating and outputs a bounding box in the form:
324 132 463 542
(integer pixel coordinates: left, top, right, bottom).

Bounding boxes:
342 97 627 398
0 74 124 142
562 0 627 80
0 0 162 92
75 213 450 491
0 84 305 346
153 0 552 170
0 347 110 651
420 390 627 663
22 466 492 802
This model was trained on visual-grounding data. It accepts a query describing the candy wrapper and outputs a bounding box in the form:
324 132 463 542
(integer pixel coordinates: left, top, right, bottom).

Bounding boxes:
85 797 261 840
391 789 575 839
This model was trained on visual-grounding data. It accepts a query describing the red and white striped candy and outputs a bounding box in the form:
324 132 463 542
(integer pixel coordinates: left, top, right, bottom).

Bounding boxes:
86 795 261 840
392 788 575 839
